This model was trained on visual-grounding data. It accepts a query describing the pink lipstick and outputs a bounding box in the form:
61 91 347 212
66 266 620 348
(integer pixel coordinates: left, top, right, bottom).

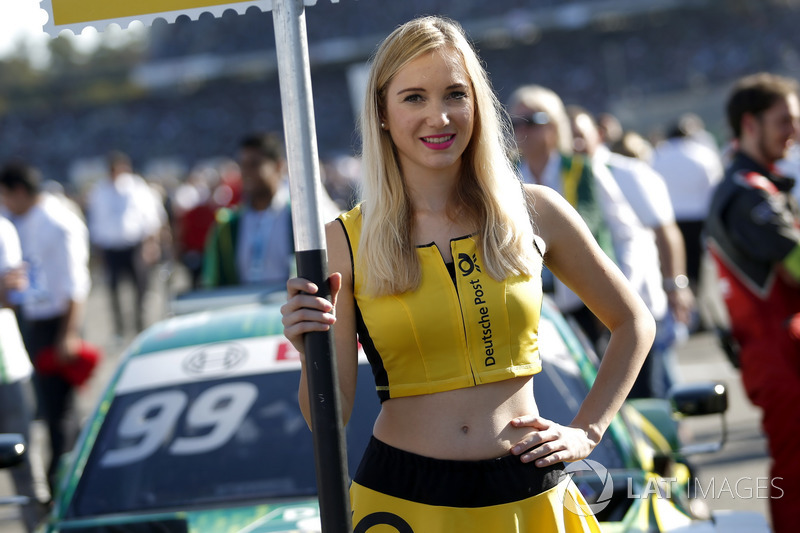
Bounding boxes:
421 134 456 150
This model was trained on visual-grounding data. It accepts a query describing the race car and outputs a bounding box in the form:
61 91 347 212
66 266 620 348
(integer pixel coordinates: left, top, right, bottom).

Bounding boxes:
11 286 768 532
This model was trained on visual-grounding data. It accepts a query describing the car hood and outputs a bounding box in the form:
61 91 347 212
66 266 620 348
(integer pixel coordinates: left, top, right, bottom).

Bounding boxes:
43 499 323 533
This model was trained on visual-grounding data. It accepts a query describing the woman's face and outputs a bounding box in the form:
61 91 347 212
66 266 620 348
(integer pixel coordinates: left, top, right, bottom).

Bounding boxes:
382 48 474 179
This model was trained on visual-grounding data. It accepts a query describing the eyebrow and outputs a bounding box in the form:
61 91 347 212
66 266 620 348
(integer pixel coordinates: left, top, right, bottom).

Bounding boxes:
396 83 469 95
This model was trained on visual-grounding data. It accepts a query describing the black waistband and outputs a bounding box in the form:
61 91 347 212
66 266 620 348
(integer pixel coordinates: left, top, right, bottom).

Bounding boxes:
353 437 565 508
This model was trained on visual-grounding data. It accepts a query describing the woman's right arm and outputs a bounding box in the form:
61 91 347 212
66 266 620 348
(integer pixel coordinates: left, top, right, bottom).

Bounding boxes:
510 184 655 466
281 220 360 427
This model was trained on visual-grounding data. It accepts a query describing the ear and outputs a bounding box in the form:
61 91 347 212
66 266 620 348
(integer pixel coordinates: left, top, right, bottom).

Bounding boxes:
741 112 759 137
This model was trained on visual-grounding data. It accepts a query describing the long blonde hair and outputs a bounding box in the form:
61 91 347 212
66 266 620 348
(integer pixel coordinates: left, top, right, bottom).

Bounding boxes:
359 16 538 296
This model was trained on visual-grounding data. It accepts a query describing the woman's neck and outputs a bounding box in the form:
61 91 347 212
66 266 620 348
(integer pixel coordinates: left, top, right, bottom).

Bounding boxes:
404 170 461 215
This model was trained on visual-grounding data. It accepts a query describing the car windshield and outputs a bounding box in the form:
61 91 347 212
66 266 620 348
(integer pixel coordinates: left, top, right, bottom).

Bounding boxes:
68 365 380 517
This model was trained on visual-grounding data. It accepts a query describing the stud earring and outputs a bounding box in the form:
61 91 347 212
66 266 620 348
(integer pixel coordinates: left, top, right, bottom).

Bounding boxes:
380 122 386 129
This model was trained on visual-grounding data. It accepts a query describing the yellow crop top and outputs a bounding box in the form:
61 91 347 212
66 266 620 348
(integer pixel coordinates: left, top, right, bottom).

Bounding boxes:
337 205 544 402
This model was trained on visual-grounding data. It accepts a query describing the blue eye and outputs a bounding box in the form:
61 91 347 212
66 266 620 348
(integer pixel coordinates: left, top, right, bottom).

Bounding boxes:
450 91 468 99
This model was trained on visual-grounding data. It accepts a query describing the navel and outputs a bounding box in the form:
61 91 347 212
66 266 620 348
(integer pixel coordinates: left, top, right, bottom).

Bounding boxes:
461 425 469 434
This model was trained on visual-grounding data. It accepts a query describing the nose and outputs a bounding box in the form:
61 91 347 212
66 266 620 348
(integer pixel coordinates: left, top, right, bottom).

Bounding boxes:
426 101 450 128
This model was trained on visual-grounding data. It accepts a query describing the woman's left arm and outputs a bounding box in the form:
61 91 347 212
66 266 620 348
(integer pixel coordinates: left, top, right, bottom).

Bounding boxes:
511 185 656 466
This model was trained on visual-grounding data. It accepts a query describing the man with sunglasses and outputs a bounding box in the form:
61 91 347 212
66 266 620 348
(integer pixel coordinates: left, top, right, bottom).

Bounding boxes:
508 85 642 355
706 72 800 532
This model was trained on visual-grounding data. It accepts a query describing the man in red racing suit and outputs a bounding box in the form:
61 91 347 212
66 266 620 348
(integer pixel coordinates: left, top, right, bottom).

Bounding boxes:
705 73 800 532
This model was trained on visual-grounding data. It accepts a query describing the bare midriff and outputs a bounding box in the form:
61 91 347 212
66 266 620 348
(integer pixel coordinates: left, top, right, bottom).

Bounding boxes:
372 375 539 461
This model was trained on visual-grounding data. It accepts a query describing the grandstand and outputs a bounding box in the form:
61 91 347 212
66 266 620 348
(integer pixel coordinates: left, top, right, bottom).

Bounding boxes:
0 0 799 189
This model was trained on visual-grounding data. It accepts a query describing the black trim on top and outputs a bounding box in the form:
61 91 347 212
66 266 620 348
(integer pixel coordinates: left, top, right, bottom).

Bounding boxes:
445 261 456 285
415 232 477 249
337 214 390 403
354 303 390 403
335 217 355 277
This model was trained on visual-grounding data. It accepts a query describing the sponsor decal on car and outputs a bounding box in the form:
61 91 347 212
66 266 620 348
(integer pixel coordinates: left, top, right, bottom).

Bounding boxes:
115 336 300 394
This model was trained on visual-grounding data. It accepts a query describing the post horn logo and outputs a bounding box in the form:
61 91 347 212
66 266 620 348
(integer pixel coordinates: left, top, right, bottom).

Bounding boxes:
457 253 481 276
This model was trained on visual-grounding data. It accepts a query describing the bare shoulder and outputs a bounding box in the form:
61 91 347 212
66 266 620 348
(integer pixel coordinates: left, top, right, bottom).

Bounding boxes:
523 183 565 214
324 217 347 246
522 184 578 242
325 218 353 285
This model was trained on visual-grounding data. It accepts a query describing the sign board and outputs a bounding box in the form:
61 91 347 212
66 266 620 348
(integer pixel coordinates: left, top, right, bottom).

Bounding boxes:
40 0 337 36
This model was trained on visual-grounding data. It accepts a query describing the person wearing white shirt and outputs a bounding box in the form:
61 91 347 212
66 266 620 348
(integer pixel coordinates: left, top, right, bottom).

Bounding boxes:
508 85 647 356
0 213 50 531
202 133 341 287
651 125 724 289
569 107 696 398
87 151 166 335
0 161 91 494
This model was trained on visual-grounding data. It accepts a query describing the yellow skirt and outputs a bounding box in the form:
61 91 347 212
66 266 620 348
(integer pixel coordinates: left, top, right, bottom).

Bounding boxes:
351 437 603 533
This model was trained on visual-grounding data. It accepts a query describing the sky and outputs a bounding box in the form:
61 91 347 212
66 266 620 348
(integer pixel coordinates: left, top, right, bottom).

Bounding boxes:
0 0 138 66
0 0 52 60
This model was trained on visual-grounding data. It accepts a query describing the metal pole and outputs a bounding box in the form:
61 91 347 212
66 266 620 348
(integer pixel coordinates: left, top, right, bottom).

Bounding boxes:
271 1 352 532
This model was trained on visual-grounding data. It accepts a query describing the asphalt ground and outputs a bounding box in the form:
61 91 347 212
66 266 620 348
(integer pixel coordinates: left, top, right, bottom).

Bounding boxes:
0 264 772 531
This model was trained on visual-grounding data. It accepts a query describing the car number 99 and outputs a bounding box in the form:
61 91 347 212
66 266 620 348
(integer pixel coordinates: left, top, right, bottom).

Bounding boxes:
100 382 258 468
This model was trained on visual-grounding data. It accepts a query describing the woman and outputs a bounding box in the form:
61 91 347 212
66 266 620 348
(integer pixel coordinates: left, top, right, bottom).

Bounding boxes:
281 16 655 531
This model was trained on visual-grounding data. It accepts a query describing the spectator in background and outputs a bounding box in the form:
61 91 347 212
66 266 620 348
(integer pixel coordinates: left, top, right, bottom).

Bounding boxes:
0 213 49 531
568 106 694 398
676 112 721 156
86 151 166 336
610 130 654 162
507 85 643 353
41 180 84 223
321 154 362 211
705 72 800 533
596 112 624 147
178 196 218 289
171 165 221 289
651 118 724 301
202 133 294 287
202 132 341 287
0 161 91 494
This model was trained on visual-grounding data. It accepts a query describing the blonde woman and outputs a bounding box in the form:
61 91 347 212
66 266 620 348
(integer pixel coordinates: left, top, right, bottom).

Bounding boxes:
281 16 654 531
